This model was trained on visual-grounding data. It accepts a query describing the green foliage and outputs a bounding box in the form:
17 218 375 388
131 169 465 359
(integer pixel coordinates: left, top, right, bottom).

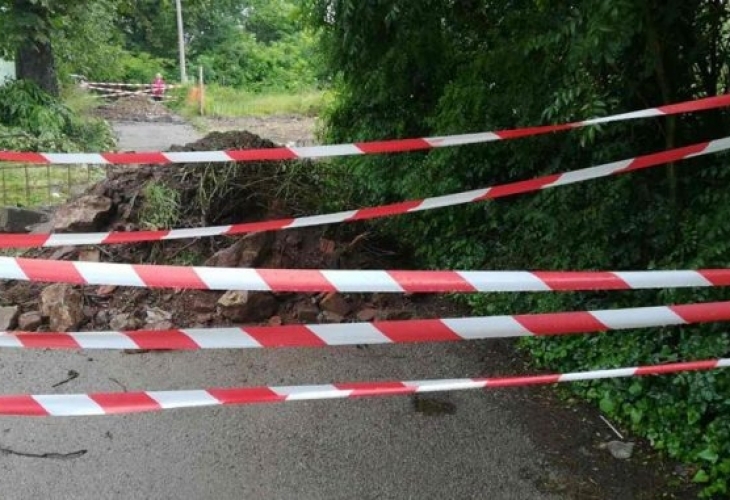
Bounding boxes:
307 0 730 496
139 182 181 230
0 80 114 152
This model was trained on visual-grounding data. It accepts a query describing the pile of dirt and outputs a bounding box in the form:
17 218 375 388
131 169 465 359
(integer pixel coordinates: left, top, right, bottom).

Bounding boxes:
1 129 459 335
93 95 181 123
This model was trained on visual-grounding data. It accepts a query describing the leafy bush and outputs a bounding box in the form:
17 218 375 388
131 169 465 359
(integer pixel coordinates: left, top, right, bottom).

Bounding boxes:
0 80 114 152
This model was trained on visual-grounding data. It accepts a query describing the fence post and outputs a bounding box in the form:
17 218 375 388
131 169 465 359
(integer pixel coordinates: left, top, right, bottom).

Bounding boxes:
199 65 205 116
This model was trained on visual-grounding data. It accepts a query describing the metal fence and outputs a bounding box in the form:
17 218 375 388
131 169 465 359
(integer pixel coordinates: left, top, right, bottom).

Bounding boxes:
0 163 105 207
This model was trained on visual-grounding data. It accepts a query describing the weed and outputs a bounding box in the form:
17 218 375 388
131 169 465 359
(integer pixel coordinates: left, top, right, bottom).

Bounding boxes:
138 182 180 229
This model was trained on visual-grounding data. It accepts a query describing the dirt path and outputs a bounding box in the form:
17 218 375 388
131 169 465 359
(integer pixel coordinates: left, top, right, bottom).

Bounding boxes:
0 117 694 500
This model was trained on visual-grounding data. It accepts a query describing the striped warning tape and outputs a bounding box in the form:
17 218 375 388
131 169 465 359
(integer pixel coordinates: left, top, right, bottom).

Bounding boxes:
81 81 183 89
1 137 728 249
2 359 727 416
2 256 730 291
2 94 729 165
1 301 728 350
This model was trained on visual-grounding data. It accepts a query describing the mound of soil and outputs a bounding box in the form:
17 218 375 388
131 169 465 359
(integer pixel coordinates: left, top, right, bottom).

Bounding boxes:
93 95 181 123
3 129 449 333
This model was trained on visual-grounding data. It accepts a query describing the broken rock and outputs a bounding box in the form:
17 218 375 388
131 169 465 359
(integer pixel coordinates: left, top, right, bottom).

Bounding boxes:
319 293 351 317
0 306 20 330
217 291 278 322
17 311 42 331
109 313 142 331
40 284 85 332
52 194 113 232
356 308 378 322
205 233 273 268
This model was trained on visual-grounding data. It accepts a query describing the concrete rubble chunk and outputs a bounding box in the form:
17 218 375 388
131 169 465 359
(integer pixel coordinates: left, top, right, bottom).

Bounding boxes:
17 311 42 331
0 306 20 330
40 284 84 332
0 207 49 233
52 194 113 232
205 233 274 268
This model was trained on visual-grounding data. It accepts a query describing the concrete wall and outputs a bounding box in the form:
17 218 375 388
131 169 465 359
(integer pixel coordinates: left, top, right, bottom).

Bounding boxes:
0 58 16 85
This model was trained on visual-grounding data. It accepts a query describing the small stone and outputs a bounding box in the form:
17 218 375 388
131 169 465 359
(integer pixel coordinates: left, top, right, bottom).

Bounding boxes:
146 307 172 324
319 238 336 255
78 249 101 262
0 306 20 330
217 291 278 322
146 320 174 331
191 293 219 313
205 233 273 268
356 308 378 322
96 285 118 297
268 316 283 326
195 313 215 324
109 313 142 331
17 311 42 331
49 246 77 261
319 293 351 317
40 284 84 332
295 304 320 323
321 311 344 323
601 441 635 460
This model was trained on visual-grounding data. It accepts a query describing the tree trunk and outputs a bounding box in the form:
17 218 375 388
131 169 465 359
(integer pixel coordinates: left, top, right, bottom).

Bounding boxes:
13 0 59 96
15 39 59 96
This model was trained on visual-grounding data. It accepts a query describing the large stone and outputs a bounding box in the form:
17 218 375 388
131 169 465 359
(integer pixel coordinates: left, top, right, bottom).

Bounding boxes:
52 195 113 232
40 284 84 332
0 207 49 233
205 233 273 268
217 291 278 322
0 306 20 330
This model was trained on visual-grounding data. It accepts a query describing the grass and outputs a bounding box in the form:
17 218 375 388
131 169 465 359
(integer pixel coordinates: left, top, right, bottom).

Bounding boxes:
0 163 105 207
138 181 180 229
61 86 103 115
173 84 332 118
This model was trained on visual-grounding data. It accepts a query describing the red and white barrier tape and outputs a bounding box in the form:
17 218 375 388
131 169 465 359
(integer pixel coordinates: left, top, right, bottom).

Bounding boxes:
2 301 728 350
81 82 182 89
2 359 727 416
2 94 730 165
2 256 730 291
1 137 728 249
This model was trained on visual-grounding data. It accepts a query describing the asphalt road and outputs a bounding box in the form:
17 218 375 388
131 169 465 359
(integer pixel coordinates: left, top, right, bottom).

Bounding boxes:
0 122 633 499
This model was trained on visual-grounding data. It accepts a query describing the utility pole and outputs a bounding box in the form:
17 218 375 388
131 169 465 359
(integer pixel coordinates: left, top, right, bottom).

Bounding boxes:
175 0 187 83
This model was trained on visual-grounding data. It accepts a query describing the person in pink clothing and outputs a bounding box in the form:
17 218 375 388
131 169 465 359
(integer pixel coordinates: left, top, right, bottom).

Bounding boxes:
151 73 165 101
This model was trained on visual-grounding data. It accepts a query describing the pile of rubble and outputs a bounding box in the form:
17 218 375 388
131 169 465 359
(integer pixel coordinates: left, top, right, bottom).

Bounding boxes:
0 130 460 336
93 95 181 123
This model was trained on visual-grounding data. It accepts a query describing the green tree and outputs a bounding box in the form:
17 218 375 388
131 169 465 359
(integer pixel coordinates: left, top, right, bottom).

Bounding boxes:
306 0 730 495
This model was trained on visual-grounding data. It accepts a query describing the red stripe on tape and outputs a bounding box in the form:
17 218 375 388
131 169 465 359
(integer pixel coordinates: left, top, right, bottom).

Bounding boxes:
375 319 462 343
0 396 49 416
132 264 207 289
636 360 718 376
670 301 730 323
387 271 477 293
335 382 412 397
532 271 630 291
90 393 162 414
481 174 562 199
494 124 574 140
514 311 608 336
207 388 286 404
355 138 431 154
0 234 51 248
17 334 80 349
125 330 199 350
228 218 296 233
657 94 730 115
257 269 336 293
697 269 730 286
0 152 48 163
623 142 710 171
225 148 297 162
487 374 562 387
244 326 327 348
102 230 169 244
349 200 423 221
102 153 170 164
16 259 85 284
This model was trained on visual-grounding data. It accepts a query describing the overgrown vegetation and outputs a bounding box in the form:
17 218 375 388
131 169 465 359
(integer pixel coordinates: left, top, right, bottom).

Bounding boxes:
305 1 730 496
139 182 181 230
